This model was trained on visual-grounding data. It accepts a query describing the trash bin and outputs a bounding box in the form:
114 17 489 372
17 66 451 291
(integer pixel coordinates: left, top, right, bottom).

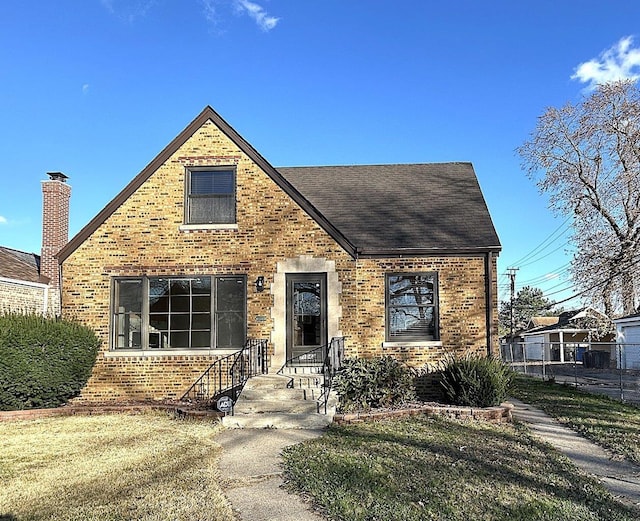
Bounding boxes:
583 350 610 369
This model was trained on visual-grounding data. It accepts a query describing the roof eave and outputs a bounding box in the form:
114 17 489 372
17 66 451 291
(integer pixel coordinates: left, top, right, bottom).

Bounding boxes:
356 246 502 258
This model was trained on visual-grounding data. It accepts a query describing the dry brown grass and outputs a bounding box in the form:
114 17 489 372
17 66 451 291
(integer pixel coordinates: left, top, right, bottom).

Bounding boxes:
0 412 236 521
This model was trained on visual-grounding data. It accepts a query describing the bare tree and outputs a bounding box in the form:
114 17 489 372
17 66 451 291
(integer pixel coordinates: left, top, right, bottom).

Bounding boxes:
519 80 640 316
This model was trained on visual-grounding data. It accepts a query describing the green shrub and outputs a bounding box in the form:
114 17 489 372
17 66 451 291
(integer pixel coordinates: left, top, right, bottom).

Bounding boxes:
439 354 514 407
0 313 101 410
332 356 416 412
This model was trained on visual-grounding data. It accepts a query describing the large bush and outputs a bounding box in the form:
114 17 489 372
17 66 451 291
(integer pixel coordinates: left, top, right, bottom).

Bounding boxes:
439 354 513 407
0 313 100 410
332 356 416 412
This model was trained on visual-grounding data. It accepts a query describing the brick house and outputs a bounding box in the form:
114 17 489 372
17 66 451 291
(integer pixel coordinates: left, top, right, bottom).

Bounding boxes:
0 173 70 316
57 106 501 402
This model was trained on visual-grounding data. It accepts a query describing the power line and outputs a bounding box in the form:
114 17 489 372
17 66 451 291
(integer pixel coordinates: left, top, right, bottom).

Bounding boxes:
507 216 572 268
518 241 571 268
543 252 640 308
516 261 572 286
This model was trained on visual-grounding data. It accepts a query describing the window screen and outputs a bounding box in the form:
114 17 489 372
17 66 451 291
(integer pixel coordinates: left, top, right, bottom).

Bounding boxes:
187 169 235 224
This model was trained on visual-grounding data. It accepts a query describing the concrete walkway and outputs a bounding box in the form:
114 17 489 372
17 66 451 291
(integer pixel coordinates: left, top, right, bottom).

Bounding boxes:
216 428 328 521
511 399 640 507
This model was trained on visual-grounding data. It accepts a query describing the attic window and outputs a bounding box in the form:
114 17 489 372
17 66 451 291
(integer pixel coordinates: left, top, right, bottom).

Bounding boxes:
186 168 236 224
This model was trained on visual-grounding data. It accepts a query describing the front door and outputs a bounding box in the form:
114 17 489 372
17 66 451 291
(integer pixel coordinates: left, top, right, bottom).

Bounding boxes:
286 273 327 361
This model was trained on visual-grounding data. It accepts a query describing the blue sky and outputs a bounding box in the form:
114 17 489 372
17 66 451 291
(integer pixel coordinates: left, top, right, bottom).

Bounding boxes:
1 0 640 309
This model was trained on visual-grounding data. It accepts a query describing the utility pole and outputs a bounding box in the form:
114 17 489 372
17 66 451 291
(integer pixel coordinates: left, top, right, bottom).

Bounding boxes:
507 267 519 350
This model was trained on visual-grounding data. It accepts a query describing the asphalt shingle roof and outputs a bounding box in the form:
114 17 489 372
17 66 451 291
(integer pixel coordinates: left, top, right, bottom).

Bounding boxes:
277 163 501 255
0 247 42 283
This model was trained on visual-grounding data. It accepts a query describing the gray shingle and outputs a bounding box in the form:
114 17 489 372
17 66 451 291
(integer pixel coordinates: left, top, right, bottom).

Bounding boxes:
277 163 501 255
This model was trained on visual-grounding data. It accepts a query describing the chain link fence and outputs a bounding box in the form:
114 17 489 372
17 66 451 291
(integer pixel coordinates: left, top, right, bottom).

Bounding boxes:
501 342 640 404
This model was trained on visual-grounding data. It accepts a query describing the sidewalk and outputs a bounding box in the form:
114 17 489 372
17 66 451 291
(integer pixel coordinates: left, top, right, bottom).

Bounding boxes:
511 399 640 507
215 428 328 521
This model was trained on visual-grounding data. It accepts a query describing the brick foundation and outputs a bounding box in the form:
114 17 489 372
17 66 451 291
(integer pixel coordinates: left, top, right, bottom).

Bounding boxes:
75 354 224 402
334 402 514 425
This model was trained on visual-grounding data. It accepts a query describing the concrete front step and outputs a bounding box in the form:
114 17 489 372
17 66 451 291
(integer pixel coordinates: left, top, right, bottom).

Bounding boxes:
222 412 333 429
290 375 323 389
242 373 292 390
240 387 308 401
279 365 323 375
222 373 335 429
234 399 318 415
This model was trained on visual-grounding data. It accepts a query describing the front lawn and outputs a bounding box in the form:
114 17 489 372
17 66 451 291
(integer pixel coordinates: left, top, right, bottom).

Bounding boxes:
282 415 640 521
0 413 235 521
511 375 640 464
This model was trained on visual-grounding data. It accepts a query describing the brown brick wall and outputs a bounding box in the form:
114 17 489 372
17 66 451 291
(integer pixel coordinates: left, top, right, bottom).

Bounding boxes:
63 121 350 402
62 118 498 402
341 256 498 368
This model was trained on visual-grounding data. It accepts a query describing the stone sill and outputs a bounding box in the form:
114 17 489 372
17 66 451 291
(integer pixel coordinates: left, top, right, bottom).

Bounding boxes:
179 224 238 231
104 349 238 358
382 341 443 348
333 402 514 425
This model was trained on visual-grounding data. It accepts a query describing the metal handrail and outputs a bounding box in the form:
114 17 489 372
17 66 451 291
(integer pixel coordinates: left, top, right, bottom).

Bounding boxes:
229 338 269 395
181 338 268 404
318 337 345 414
277 337 345 414
280 344 326 368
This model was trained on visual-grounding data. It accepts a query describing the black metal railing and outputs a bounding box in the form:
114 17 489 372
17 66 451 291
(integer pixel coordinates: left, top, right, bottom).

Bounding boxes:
318 337 345 414
181 338 268 405
277 337 345 414
282 344 326 367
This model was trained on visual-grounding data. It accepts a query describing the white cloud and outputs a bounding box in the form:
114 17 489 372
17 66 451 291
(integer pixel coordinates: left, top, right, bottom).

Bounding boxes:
100 0 114 13
101 0 279 33
0 216 7 225
82 84 90 95
234 0 279 31
100 0 155 24
200 0 219 25
572 36 640 89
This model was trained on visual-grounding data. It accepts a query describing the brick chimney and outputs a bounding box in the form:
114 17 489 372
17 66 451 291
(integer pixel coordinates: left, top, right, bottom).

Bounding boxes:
41 172 70 288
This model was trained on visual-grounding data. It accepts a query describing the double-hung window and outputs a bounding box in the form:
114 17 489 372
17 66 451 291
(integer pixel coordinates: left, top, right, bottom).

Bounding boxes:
186 168 236 224
112 275 246 350
386 273 439 342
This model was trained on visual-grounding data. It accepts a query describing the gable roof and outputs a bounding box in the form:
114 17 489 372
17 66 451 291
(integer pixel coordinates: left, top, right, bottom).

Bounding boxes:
527 316 559 329
58 106 356 262
523 307 612 335
58 106 501 262
277 164 501 256
0 247 44 284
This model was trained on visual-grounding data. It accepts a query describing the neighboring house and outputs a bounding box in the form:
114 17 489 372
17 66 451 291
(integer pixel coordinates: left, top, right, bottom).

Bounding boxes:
57 106 501 402
613 313 640 369
500 316 559 361
0 173 70 316
526 316 560 330
522 308 615 363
